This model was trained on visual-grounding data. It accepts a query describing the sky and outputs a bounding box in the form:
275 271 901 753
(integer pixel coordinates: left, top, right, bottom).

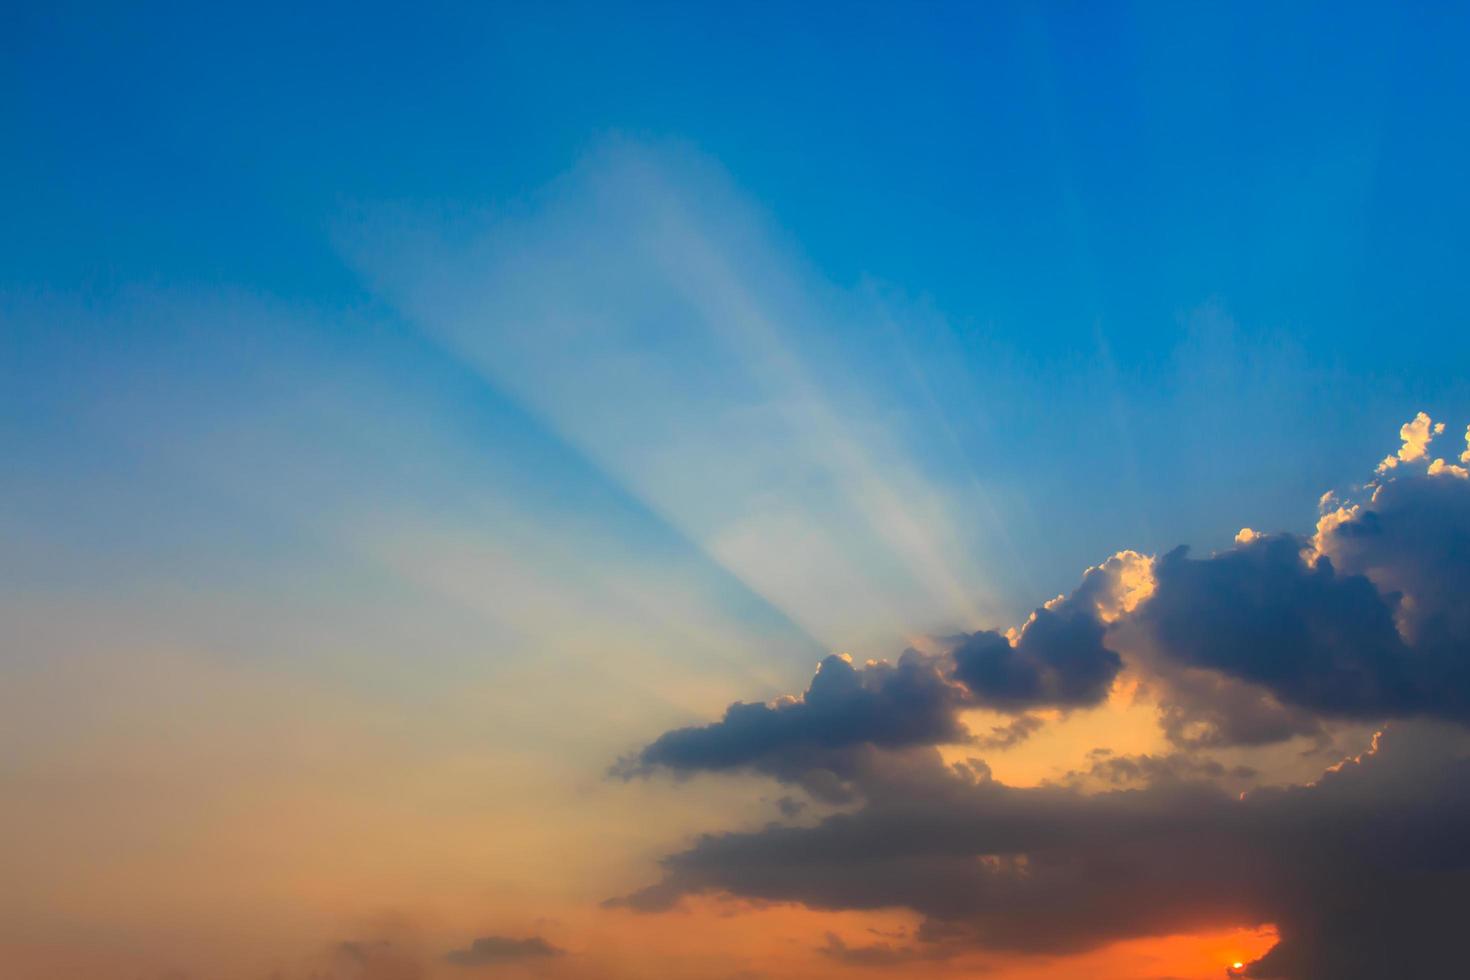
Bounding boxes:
4 3 1470 979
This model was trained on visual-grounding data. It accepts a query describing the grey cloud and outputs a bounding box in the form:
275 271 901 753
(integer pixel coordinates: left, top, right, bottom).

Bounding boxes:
1141 466 1470 724
613 651 969 796
615 432 1470 977
774 795 805 818
617 575 1128 801
974 713 1046 750
1321 472 1470 710
950 596 1121 711
444 935 562 967
1152 662 1325 749
1069 751 1258 787
818 932 956 967
619 748 1258 937
618 725 1470 978
1141 535 1413 717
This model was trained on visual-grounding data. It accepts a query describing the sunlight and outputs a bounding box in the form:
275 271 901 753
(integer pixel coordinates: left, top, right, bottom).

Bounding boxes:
353 144 1012 655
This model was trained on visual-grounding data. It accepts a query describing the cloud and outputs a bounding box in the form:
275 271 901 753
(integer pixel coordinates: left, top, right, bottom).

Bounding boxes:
1376 410 1444 472
334 939 426 980
1137 432 1470 726
950 604 1120 711
1139 534 1413 717
614 573 1131 801
949 550 1144 712
444 935 563 967
619 723 1470 978
616 413 1470 978
1142 644 1326 749
1068 751 1258 788
973 713 1046 750
817 932 955 967
616 552 1144 788
1319 462 1470 664
613 651 969 798
774 795 805 818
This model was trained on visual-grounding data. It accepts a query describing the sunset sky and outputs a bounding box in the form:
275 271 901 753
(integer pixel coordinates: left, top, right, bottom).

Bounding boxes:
6 4 1470 979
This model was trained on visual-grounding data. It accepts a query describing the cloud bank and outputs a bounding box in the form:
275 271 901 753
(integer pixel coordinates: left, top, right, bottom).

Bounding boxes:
617 414 1470 978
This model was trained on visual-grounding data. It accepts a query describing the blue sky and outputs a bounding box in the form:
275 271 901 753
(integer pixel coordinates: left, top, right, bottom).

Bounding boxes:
8 2 1470 638
10 1 1470 332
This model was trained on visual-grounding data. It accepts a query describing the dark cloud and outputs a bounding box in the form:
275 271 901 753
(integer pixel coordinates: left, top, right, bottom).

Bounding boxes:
1068 751 1258 787
619 747 1259 937
1321 473 1470 709
613 651 969 798
444 935 562 967
817 932 955 967
973 713 1046 750
1141 467 1470 725
1148 658 1326 749
616 426 1470 977
774 795 805 818
619 725 1470 978
1141 535 1414 717
950 595 1121 711
616 589 1123 800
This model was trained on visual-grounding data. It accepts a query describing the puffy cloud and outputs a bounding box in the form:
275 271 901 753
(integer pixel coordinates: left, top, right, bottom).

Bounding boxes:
1135 440 1470 729
613 651 969 796
619 550 1146 792
1376 410 1443 472
950 603 1119 711
1134 429 1470 727
443 935 562 967
615 414 1470 977
617 576 1129 798
1139 535 1414 718
1321 471 1470 640
948 556 1136 710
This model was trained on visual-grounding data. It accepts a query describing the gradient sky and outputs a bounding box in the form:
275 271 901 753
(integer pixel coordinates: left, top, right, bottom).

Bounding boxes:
6 4 1470 980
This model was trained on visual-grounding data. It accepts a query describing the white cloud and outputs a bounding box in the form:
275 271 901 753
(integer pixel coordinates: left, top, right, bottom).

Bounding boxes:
1376 411 1443 472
